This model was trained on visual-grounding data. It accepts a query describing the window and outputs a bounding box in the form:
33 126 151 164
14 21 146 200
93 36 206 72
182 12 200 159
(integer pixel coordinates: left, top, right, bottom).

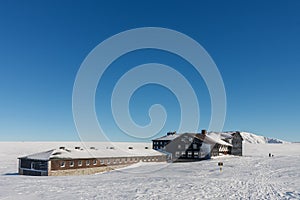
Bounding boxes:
187 151 192 158
185 144 189 149
69 161 74 167
181 151 186 156
86 160 90 166
60 161 65 168
78 160 82 166
178 144 181 149
93 160 97 165
175 151 180 158
194 151 199 158
100 160 104 165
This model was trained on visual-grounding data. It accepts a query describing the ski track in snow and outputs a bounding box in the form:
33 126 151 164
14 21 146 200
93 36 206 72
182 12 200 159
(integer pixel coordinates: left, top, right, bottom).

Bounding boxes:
0 142 299 200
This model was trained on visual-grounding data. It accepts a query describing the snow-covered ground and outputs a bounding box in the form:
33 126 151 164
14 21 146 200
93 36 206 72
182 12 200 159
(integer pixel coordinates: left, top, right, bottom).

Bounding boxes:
0 142 299 200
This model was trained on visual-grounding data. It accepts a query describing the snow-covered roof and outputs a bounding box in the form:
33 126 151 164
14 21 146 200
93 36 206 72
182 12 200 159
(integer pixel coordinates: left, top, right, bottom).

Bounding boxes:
19 149 56 161
153 134 181 141
153 132 233 147
18 142 165 161
207 132 233 140
204 134 233 147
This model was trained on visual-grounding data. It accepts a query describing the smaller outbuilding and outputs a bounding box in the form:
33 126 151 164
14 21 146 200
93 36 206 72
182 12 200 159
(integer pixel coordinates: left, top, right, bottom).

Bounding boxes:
18 142 167 176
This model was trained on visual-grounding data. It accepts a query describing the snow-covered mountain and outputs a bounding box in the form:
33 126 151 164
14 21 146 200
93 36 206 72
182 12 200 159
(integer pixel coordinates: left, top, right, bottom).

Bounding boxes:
238 131 287 144
223 131 287 144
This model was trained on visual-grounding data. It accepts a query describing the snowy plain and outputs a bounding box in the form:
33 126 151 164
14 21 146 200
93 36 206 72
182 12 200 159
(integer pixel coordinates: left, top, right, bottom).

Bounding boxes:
0 142 299 200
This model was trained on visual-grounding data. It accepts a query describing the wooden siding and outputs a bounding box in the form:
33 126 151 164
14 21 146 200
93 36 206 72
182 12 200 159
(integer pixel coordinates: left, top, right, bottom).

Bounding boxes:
155 133 211 162
231 132 243 156
18 159 48 176
50 155 166 171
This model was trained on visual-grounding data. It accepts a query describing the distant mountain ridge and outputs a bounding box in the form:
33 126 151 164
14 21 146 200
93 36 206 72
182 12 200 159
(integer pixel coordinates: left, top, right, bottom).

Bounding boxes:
224 131 288 144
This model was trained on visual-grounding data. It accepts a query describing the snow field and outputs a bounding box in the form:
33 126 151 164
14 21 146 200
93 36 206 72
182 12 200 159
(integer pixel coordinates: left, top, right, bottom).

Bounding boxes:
0 142 299 200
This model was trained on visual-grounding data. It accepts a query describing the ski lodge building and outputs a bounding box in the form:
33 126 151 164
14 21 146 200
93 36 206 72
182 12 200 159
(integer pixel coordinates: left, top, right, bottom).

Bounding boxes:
18 130 243 176
152 130 243 162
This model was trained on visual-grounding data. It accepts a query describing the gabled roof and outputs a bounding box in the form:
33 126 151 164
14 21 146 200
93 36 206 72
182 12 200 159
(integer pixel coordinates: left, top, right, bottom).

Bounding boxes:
18 149 55 161
206 134 232 147
18 142 166 161
153 132 232 147
194 133 232 147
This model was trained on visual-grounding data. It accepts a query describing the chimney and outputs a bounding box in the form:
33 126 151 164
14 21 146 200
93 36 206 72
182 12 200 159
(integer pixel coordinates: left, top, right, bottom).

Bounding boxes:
167 131 176 136
201 129 207 135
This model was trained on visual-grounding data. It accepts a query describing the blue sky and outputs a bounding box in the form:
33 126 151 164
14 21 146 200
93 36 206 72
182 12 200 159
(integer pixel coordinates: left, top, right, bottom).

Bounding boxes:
0 0 299 142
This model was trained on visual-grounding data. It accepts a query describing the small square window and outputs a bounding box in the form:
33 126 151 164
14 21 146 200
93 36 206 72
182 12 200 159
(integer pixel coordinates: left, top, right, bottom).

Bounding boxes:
175 151 180 158
78 160 82 166
69 161 74 167
93 160 97 165
100 160 104 164
60 161 65 168
86 160 90 166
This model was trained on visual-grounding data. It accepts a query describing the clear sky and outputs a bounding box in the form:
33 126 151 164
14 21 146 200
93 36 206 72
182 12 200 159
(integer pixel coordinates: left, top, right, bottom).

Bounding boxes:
0 0 299 142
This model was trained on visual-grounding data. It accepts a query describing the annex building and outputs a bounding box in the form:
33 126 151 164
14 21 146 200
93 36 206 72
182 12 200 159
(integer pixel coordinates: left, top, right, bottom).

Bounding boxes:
18 142 166 176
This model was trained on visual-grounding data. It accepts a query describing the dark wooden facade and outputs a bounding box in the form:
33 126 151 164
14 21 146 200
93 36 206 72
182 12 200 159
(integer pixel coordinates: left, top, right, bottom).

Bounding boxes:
231 131 243 156
19 158 49 176
153 132 212 162
153 130 243 162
